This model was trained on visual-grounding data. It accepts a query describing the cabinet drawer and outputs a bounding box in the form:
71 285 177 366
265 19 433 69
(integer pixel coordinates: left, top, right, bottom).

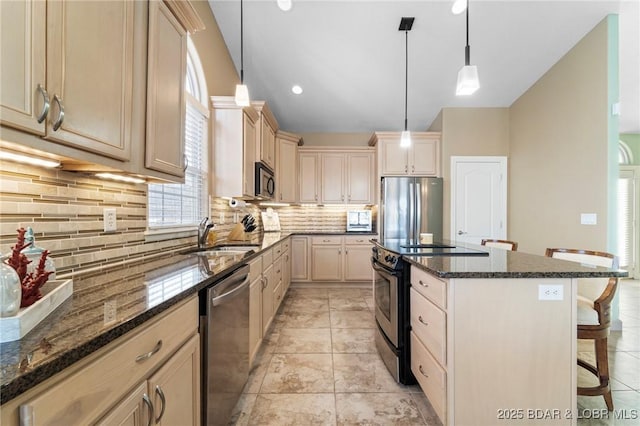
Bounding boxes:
273 257 283 283
261 248 273 268
19 298 198 425
411 331 446 424
344 235 373 245
410 266 447 309
311 236 343 245
281 238 290 252
273 242 282 258
410 288 446 366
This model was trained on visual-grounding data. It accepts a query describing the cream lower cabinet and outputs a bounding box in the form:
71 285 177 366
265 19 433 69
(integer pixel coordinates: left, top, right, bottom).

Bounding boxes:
248 255 263 365
282 238 291 293
2 298 200 426
310 236 374 282
409 265 578 425
97 334 200 426
291 236 310 282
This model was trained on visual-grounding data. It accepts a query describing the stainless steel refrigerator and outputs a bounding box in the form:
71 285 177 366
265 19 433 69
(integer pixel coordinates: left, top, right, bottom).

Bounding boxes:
380 177 443 242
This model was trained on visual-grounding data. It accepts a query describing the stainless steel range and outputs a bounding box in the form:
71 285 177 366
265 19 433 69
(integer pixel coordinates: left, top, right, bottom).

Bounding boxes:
371 243 414 384
371 239 488 384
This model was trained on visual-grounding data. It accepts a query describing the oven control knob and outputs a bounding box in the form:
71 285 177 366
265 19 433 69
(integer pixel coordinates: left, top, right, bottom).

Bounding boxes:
385 255 395 263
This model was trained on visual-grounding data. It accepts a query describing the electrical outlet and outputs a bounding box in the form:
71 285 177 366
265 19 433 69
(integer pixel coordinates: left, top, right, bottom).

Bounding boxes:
538 284 564 301
234 212 239 223
103 208 116 232
219 212 225 224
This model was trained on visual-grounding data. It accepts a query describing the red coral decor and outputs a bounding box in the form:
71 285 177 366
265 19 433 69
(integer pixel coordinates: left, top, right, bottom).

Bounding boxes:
6 228 53 308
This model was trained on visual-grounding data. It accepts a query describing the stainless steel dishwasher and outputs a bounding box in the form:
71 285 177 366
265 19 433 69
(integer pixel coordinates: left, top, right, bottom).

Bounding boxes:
200 264 250 425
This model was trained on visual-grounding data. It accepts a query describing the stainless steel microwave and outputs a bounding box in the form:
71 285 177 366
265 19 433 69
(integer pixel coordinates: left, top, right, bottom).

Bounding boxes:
255 162 275 199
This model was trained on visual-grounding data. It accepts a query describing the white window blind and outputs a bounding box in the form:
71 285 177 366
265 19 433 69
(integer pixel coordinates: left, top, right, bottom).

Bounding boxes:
148 97 208 228
618 170 636 269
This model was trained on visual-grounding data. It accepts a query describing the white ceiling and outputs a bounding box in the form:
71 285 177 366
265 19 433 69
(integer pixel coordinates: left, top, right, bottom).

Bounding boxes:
208 0 640 134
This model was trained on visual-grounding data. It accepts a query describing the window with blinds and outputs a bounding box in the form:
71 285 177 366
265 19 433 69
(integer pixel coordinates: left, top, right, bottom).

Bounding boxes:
148 38 208 229
618 168 637 272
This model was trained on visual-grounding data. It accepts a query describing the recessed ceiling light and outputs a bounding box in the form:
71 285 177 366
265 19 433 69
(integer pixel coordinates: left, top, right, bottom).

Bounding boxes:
277 0 292 12
291 85 303 95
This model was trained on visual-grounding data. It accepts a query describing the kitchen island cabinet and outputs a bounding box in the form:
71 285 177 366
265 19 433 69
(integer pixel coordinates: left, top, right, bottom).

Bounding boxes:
308 235 376 283
403 247 627 426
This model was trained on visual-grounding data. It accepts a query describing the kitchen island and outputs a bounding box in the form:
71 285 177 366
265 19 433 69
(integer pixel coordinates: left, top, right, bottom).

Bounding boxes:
397 243 627 426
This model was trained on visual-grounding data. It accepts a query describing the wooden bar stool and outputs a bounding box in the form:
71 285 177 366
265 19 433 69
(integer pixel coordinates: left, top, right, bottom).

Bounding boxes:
545 248 619 410
480 239 518 251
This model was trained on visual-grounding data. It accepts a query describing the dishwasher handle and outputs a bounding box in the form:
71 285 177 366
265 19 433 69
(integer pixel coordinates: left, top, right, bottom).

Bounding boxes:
211 275 250 307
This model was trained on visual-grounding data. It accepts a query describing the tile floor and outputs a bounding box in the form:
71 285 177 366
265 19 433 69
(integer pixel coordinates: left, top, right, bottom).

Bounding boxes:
230 280 640 425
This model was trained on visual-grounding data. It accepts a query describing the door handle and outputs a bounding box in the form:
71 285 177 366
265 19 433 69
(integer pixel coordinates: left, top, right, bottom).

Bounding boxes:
457 230 467 235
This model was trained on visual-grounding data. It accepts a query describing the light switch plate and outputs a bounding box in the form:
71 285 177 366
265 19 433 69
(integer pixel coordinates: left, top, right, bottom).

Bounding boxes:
104 208 117 232
580 213 597 225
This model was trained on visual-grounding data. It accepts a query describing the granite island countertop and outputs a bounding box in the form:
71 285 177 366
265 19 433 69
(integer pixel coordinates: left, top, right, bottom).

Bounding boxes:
373 239 628 279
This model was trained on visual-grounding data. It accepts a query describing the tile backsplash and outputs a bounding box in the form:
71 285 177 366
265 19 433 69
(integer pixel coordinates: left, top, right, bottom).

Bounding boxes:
0 161 375 278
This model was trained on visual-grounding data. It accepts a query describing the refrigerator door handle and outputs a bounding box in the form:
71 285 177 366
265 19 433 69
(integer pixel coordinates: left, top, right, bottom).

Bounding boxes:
409 181 415 241
416 182 422 238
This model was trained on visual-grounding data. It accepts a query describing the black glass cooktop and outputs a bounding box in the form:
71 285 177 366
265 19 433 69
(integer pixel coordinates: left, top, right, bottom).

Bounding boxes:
378 240 489 257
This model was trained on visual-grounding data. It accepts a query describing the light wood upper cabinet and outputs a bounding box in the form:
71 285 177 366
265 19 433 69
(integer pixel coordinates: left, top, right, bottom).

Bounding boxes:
252 101 278 170
212 96 258 199
0 0 135 160
145 0 187 177
275 131 300 203
0 0 46 135
371 132 441 177
299 152 321 203
299 148 375 205
321 154 346 203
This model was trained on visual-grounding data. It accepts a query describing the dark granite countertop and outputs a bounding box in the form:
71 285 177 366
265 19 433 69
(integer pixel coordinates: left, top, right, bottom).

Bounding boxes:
377 239 629 279
0 232 298 404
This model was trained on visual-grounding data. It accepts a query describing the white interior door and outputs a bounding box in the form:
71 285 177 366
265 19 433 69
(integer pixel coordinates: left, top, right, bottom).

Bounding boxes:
451 156 507 244
619 166 639 278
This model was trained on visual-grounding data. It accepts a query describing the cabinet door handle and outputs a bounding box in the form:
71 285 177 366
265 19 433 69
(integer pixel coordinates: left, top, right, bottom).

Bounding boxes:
51 94 65 131
338 249 342 255
405 165 408 173
135 340 163 362
418 365 429 378
155 385 166 423
36 84 50 123
418 315 428 326
412 165 415 173
183 154 189 172
143 394 154 426
418 280 428 288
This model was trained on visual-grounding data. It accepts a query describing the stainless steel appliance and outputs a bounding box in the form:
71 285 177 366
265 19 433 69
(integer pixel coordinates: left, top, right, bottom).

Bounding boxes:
346 210 372 232
371 243 414 384
380 177 443 242
200 264 250 425
255 161 275 199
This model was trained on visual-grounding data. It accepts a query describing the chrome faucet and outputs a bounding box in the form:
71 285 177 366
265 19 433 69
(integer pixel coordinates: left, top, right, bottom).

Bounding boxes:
198 217 214 249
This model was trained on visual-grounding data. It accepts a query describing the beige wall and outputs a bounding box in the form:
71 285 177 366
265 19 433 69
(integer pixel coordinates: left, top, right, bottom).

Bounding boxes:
190 0 238 97
509 17 612 255
429 108 510 239
300 133 372 147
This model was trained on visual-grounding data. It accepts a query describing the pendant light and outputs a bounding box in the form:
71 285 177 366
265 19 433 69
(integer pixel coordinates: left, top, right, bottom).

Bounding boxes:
399 17 414 148
235 0 250 106
455 0 480 96
277 0 292 12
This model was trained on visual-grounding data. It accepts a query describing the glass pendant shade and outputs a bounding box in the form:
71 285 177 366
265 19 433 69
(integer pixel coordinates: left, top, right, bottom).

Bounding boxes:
235 84 250 106
400 130 411 148
456 65 479 96
277 0 292 11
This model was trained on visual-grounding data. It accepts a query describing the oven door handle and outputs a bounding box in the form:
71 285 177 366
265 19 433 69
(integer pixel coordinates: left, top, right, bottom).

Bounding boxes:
371 260 400 278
